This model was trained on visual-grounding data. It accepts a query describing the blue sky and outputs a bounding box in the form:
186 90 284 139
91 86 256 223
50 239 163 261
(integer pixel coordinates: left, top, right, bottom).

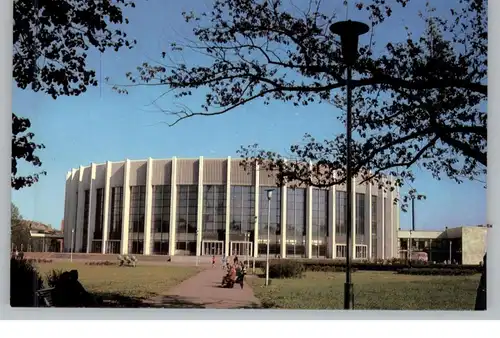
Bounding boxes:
11 0 486 230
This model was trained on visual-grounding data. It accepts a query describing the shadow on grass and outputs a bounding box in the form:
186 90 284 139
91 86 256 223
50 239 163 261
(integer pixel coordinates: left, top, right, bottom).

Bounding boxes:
94 292 265 309
235 302 269 309
93 292 208 308
92 292 151 308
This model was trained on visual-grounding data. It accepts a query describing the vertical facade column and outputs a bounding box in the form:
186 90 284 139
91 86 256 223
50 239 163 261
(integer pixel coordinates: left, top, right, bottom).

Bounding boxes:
72 170 78 250
253 162 260 258
305 161 313 259
64 171 75 251
386 179 395 259
120 159 131 255
351 177 357 260
101 161 112 254
393 185 400 259
280 184 287 258
305 185 313 259
366 180 373 261
63 172 71 251
143 158 154 255
377 187 385 259
87 163 97 253
75 166 85 252
168 157 178 256
196 156 204 257
68 169 78 252
225 157 231 256
328 186 336 259
429 239 433 262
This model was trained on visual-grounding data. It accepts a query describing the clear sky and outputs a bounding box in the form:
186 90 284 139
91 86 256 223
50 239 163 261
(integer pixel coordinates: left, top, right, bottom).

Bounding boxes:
11 0 486 230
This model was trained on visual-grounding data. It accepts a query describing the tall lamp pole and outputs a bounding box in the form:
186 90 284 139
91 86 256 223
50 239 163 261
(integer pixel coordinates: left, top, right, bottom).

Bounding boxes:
70 228 75 263
409 197 416 261
246 232 250 267
253 216 257 274
412 197 416 232
265 189 273 286
330 20 369 310
196 229 199 267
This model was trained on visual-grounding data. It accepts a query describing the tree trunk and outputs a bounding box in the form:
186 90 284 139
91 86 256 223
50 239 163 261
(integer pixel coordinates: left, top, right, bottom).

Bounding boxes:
474 253 486 310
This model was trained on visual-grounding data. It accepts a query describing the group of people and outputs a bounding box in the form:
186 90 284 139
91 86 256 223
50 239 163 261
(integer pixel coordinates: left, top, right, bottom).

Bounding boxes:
212 255 247 289
11 249 24 260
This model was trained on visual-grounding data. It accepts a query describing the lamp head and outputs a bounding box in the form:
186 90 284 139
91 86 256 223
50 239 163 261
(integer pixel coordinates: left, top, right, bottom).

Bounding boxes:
329 20 369 66
266 189 273 200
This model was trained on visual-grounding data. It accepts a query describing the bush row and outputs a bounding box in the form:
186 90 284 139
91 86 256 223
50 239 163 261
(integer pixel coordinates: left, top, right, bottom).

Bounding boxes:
26 258 53 264
85 261 116 266
268 260 360 279
305 264 359 273
396 268 478 276
11 258 102 307
269 260 304 279
46 269 65 287
10 258 44 307
256 259 482 273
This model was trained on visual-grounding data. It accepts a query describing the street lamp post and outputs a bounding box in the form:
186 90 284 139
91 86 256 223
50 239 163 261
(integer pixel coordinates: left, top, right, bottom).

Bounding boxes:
253 216 257 274
330 20 369 310
252 234 256 274
265 189 273 286
409 197 416 261
196 230 199 267
408 231 412 262
449 240 452 263
70 228 75 263
245 232 249 267
412 197 416 232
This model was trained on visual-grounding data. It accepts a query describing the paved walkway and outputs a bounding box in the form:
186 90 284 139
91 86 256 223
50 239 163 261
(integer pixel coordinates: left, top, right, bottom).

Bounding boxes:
146 267 261 309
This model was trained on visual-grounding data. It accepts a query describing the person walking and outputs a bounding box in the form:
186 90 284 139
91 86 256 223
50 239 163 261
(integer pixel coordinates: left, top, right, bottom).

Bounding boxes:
212 255 216 268
236 262 246 289
221 255 227 270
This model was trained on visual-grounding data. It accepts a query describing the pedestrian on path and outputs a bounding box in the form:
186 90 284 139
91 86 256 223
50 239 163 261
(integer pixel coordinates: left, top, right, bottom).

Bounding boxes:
212 255 216 268
236 263 245 289
221 255 227 270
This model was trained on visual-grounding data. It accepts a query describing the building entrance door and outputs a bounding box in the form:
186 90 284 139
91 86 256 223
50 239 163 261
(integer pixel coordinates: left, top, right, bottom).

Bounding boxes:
230 241 252 257
202 240 224 256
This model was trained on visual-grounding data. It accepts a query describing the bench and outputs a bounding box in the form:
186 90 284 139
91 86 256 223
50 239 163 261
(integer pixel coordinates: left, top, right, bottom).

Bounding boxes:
36 287 55 307
117 254 137 267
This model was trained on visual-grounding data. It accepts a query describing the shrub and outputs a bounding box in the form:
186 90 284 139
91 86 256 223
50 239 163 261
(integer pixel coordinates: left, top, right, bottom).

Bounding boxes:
268 260 305 279
397 268 478 276
253 258 481 274
26 258 53 264
85 261 116 266
46 269 65 288
47 269 101 307
304 263 358 273
260 259 481 272
10 258 43 307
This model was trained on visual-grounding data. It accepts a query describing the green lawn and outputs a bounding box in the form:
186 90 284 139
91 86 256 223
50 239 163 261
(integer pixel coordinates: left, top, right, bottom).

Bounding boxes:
35 262 200 306
248 271 481 310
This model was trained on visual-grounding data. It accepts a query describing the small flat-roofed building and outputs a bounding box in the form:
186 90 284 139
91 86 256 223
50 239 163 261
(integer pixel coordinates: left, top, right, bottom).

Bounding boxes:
14 220 64 252
398 225 489 265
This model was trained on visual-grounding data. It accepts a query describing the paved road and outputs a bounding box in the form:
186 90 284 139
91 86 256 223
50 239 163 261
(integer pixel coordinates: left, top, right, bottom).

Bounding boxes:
147 267 261 309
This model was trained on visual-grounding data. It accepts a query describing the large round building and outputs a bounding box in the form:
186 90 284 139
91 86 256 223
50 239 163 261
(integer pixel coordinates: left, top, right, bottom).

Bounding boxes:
63 157 400 259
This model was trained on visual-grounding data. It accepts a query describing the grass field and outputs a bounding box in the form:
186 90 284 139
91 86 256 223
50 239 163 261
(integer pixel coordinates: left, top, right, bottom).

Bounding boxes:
35 262 200 306
248 271 481 310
